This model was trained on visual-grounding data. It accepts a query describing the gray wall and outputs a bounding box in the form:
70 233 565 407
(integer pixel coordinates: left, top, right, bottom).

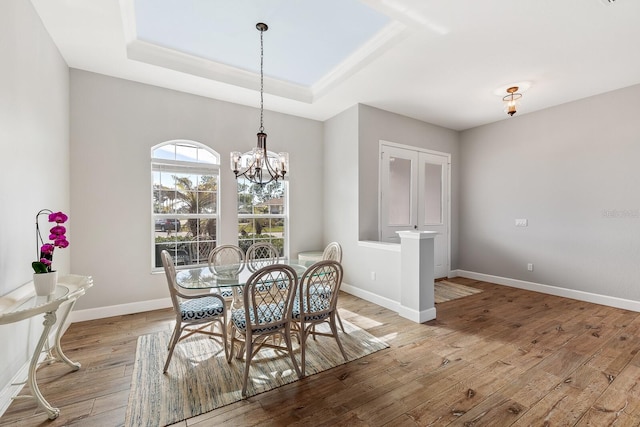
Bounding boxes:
324 104 460 304
0 0 70 394
70 70 324 311
358 105 461 268
459 84 640 301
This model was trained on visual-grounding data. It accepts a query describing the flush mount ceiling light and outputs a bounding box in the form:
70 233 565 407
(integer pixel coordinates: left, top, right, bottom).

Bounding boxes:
503 86 523 116
230 23 288 186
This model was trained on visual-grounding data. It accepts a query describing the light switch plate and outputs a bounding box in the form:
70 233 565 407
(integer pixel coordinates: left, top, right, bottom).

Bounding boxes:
515 218 528 227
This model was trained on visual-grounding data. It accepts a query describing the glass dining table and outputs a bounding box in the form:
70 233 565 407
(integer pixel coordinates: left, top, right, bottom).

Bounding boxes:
175 259 314 303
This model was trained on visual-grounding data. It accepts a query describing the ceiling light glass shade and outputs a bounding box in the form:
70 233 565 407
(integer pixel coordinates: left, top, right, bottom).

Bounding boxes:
502 86 522 116
230 134 288 184
230 23 288 185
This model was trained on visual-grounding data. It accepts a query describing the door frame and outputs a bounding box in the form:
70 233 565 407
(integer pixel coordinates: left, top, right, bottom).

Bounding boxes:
378 140 452 277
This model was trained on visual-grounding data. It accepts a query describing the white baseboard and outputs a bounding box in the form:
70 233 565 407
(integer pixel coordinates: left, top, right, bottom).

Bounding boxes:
341 282 437 323
397 306 437 323
0 360 30 418
0 336 57 418
341 282 400 314
452 269 640 312
70 297 172 323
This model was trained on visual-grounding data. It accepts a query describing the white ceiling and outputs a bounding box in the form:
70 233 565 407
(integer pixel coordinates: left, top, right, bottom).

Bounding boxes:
30 0 640 131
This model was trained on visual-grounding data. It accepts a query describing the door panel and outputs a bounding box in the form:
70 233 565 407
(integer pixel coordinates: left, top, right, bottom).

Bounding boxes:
380 144 450 278
380 146 417 242
418 152 449 278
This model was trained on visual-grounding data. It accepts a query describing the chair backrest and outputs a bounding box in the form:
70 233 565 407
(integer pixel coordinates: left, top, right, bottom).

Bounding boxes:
208 244 245 277
189 235 216 265
245 242 280 272
244 264 297 333
322 242 342 262
299 260 343 319
160 250 180 310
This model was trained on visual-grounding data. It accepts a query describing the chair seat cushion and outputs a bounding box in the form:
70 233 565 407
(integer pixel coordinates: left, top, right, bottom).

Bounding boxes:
180 297 225 321
292 296 330 322
231 303 286 333
219 287 233 298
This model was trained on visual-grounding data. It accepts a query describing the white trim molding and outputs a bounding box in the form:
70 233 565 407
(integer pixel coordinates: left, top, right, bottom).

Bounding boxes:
341 281 400 314
70 297 171 323
397 306 437 323
453 270 640 312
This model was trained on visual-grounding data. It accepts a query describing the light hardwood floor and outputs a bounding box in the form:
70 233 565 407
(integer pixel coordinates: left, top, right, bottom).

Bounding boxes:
3 277 640 426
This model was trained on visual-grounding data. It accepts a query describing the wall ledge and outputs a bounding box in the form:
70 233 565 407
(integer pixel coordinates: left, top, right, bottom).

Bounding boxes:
357 240 401 252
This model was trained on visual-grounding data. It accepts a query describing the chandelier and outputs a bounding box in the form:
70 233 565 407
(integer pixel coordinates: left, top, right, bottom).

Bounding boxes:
230 23 288 185
503 86 522 116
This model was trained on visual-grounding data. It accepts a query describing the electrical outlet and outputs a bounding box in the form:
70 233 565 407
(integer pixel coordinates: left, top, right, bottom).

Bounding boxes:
515 219 528 227
527 263 534 271
371 271 376 281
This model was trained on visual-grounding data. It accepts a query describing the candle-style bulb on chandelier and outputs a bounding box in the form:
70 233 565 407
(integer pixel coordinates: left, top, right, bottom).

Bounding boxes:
230 22 288 185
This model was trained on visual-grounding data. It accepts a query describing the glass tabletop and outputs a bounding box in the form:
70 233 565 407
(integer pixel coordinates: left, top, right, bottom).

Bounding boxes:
176 259 313 290
15 285 70 311
0 285 72 324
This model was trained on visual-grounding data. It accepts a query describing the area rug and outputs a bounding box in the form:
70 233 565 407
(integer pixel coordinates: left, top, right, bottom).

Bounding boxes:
435 280 483 303
125 320 389 427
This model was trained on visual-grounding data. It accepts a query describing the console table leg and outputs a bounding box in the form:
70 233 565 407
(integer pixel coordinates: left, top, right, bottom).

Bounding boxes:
53 300 81 370
27 312 60 419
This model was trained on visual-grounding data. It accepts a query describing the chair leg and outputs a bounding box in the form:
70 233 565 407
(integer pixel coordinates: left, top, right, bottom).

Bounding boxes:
241 338 254 397
163 323 182 373
285 325 302 379
167 320 179 350
219 318 229 362
329 314 348 362
227 323 236 363
336 310 346 333
299 327 308 378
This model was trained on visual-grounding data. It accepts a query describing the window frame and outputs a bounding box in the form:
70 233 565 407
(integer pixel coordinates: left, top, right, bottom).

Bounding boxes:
236 176 288 258
151 140 220 272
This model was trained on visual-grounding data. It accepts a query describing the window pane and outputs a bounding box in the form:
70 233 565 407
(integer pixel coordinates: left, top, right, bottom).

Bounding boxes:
152 145 175 160
423 163 442 224
152 141 219 269
175 143 198 162
388 157 412 225
197 148 218 164
237 176 286 258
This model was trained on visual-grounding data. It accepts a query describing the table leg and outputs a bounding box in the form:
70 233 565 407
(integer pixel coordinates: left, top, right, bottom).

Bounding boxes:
14 311 61 420
52 299 81 370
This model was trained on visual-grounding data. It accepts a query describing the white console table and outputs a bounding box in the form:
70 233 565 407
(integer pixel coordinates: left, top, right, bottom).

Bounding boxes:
0 274 93 420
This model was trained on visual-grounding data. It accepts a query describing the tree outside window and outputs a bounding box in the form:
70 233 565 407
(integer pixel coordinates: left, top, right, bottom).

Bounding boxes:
152 141 219 269
237 178 286 256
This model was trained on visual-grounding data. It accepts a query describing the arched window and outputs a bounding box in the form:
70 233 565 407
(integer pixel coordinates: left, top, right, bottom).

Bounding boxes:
151 140 219 270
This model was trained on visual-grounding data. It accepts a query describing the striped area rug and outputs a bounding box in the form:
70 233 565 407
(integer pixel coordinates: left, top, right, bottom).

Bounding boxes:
125 320 388 426
435 280 483 303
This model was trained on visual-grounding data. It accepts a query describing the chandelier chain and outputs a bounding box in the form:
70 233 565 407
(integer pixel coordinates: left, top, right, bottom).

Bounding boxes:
259 27 264 133
230 22 288 186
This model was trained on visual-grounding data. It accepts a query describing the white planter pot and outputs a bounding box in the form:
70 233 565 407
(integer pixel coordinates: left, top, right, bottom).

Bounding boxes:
33 271 58 296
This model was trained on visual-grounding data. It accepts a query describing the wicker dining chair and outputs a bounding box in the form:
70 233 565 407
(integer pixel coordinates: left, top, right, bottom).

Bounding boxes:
227 264 302 397
245 242 280 273
321 242 346 333
322 241 342 263
161 250 229 373
292 260 347 377
189 234 216 265
208 244 245 301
